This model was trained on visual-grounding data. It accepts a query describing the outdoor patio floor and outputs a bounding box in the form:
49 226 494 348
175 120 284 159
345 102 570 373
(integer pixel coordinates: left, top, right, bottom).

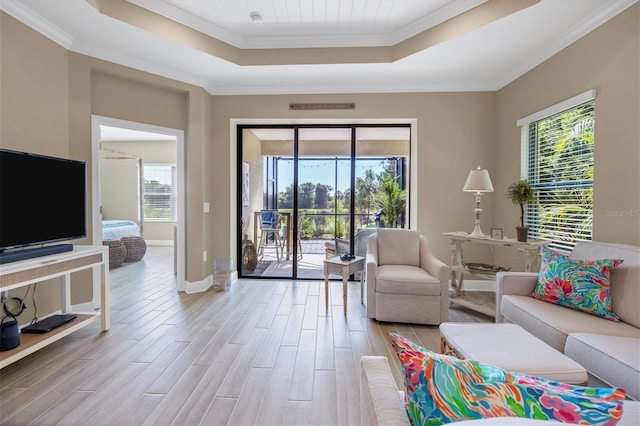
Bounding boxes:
242 239 341 280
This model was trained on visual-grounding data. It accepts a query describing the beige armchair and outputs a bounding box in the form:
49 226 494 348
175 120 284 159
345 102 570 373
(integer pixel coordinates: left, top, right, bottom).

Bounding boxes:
366 229 449 325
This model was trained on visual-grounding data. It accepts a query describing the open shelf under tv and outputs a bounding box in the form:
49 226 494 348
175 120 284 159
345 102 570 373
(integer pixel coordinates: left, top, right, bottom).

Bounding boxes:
0 245 110 369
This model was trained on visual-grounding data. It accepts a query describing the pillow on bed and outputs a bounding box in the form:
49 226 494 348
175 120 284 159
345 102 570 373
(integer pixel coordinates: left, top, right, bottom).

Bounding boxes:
386 332 625 425
531 246 623 321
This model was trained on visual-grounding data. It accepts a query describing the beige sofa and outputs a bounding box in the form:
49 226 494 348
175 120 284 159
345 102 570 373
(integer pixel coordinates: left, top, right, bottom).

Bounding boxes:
496 242 640 400
360 355 640 425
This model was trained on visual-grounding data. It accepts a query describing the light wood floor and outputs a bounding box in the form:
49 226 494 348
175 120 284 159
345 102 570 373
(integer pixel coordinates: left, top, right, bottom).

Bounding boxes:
0 246 491 425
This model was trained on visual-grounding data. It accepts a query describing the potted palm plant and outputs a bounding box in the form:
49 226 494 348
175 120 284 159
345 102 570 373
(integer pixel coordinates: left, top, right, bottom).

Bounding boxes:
505 180 536 242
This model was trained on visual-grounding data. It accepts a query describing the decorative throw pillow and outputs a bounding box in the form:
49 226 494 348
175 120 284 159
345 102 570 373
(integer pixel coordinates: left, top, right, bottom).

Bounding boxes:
386 332 625 425
532 246 623 321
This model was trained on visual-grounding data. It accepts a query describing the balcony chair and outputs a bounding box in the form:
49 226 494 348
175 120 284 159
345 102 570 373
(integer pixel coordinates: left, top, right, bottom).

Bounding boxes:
365 228 450 325
296 212 305 259
257 210 284 261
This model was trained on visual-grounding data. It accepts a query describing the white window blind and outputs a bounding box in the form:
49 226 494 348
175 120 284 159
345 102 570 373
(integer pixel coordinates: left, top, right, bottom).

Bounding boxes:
519 93 595 252
143 164 177 221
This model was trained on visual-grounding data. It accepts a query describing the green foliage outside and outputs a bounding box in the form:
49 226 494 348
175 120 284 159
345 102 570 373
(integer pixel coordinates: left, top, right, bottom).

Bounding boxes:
374 173 406 228
275 159 407 239
144 179 173 219
528 102 594 248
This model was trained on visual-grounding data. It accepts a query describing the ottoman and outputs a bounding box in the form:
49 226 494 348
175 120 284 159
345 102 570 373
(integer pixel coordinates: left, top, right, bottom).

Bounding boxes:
439 323 588 385
103 239 127 268
122 236 147 262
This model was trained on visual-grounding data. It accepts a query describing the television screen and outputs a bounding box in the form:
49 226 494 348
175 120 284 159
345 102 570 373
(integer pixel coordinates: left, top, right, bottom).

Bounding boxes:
0 149 87 251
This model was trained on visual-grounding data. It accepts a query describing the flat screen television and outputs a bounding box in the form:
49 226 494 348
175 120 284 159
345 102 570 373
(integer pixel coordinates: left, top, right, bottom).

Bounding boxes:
0 149 87 263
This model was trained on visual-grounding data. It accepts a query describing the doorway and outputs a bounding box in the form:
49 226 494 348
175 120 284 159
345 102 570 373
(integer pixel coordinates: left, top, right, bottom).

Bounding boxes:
91 115 186 292
237 124 411 280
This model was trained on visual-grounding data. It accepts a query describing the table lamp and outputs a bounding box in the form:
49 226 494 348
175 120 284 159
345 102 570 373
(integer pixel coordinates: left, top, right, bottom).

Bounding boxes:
463 166 494 238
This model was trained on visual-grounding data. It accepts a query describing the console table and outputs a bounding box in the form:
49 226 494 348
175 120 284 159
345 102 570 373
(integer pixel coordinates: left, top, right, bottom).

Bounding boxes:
443 232 547 317
0 245 109 368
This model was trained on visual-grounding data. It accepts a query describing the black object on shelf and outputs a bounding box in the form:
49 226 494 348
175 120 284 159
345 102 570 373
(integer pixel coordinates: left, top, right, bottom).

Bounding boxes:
0 317 20 351
21 314 77 334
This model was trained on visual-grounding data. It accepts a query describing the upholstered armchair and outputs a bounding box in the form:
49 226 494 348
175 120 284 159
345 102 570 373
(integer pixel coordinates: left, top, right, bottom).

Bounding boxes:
365 229 449 325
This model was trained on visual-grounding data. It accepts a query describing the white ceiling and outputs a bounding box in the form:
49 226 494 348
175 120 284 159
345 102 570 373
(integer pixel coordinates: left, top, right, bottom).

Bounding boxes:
128 0 487 48
1 0 636 96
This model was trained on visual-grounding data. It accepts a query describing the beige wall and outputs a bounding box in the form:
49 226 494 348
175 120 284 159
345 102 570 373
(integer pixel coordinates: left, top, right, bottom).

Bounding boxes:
495 3 639 267
214 92 497 264
0 13 72 321
101 158 140 223
2 13 214 311
2 2 638 311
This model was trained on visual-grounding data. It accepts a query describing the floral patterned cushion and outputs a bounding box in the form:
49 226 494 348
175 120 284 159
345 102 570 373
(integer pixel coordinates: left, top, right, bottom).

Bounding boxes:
387 332 625 425
531 246 623 321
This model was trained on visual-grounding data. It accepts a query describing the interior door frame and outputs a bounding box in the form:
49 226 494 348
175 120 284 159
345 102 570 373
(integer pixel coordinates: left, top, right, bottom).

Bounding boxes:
233 119 417 279
91 115 186 294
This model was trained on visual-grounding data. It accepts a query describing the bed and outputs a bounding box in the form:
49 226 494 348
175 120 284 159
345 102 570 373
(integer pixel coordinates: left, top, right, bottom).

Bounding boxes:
102 220 141 240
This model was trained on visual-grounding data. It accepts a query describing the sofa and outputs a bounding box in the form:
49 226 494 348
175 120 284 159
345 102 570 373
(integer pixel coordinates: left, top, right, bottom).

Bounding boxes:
496 241 640 400
360 355 640 425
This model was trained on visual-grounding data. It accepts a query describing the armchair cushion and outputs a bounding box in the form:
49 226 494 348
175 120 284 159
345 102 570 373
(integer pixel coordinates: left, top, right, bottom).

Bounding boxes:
377 265 441 296
377 229 420 267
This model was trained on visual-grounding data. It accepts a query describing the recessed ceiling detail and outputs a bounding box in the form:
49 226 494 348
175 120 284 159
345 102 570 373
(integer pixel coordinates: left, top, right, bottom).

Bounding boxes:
1 0 636 95
95 0 540 66
126 0 489 49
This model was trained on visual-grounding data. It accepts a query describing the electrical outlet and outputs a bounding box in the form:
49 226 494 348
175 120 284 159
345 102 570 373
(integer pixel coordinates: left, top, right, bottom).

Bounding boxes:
203 202 210 213
0 290 7 301
203 251 207 262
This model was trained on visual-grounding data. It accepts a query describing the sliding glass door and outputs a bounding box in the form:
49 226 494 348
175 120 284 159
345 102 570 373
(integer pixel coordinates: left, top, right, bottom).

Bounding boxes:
238 124 410 280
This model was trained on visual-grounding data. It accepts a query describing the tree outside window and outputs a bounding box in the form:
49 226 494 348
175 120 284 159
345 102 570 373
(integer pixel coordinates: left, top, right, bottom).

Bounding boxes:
523 101 594 252
144 164 176 221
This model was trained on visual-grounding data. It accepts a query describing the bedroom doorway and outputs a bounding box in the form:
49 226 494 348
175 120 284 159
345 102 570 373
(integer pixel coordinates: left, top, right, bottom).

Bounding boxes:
91 115 186 293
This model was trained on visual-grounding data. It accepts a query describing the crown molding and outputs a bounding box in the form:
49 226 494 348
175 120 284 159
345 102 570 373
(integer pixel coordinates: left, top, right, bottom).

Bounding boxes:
390 0 487 45
127 0 243 47
71 40 211 93
207 80 492 96
0 0 73 49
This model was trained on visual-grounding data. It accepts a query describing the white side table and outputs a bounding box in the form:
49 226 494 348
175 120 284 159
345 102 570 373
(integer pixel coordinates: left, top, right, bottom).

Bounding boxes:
323 256 365 316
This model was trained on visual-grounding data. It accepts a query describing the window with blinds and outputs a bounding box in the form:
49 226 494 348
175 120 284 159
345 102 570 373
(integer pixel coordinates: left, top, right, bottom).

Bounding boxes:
143 164 177 221
518 91 595 252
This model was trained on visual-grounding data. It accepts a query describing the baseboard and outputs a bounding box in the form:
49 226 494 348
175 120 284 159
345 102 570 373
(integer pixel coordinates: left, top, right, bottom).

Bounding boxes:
449 279 495 292
184 271 238 294
185 275 213 294
146 240 173 246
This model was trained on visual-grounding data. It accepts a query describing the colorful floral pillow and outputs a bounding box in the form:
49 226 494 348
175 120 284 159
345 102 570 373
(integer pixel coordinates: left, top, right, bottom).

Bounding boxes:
532 246 623 321
387 332 625 425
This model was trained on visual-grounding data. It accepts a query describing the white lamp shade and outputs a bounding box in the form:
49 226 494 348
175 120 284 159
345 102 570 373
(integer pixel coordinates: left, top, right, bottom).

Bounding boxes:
463 167 494 193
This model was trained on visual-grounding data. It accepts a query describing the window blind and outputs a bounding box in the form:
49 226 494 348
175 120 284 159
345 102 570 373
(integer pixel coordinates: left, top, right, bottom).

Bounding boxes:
520 98 595 252
143 164 177 221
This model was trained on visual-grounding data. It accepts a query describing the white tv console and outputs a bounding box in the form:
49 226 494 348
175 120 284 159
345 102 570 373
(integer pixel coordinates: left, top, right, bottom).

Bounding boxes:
0 245 109 368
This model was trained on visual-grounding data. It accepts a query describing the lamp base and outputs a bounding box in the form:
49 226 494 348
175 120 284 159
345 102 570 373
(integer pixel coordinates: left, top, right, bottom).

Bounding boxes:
468 224 488 238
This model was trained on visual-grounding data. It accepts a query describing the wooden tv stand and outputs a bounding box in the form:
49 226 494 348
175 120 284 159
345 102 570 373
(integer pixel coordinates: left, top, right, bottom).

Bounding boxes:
0 245 109 368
